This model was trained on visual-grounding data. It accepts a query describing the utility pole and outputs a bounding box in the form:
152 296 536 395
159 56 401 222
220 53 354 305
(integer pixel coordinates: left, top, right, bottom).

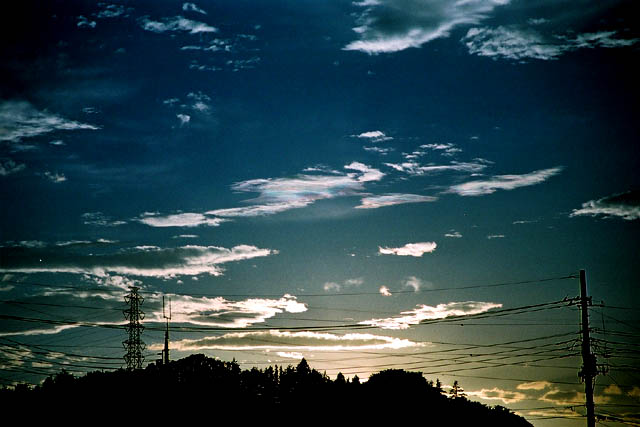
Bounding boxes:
162 296 171 366
578 269 596 427
123 286 146 370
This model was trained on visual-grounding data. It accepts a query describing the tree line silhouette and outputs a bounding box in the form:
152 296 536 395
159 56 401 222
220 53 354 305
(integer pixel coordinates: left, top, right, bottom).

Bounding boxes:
1 354 531 424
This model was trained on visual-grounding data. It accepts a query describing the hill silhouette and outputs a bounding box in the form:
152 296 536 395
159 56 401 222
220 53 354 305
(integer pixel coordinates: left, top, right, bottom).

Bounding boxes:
1 354 532 424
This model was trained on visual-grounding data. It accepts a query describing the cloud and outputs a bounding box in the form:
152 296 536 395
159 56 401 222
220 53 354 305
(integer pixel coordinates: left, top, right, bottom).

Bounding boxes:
277 352 304 359
356 193 437 209
77 15 96 28
147 294 306 328
403 276 422 292
354 130 393 142
383 159 491 175
82 212 127 227
444 230 462 238
517 381 552 391
420 143 462 157
324 277 364 292
177 113 191 125
137 212 228 228
570 190 640 221
379 286 392 296
379 242 437 257
140 16 218 34
162 330 422 352
0 244 277 278
96 4 128 19
344 0 510 54
462 27 639 61
43 171 66 183
363 146 394 155
182 2 207 15
466 387 526 404
0 101 99 143
207 162 385 218
447 166 562 196
0 159 26 176
360 301 502 329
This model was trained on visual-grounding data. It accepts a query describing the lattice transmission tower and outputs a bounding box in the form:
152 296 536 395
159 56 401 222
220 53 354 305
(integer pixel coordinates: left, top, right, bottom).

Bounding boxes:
123 286 145 370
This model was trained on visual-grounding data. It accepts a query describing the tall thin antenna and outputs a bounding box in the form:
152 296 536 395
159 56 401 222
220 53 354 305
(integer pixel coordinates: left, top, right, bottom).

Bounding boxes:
123 286 145 370
162 296 171 365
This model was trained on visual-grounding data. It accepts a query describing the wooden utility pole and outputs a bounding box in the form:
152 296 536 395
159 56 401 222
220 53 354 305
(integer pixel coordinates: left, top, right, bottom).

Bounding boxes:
579 269 596 427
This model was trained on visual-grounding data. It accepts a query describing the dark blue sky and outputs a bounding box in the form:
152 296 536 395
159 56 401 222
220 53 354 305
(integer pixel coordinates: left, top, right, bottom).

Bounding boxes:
1 1 639 423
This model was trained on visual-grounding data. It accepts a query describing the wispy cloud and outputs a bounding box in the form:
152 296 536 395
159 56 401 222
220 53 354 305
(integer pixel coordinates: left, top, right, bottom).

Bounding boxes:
384 159 491 176
379 242 437 257
82 212 127 227
182 2 207 15
137 212 228 228
356 193 437 209
208 162 385 218
570 190 640 221
147 294 306 328
140 16 218 34
447 166 562 196
379 286 392 296
0 159 26 176
360 301 502 329
344 0 510 54
323 277 364 292
463 27 639 61
77 15 96 28
466 387 526 404
162 330 422 352
0 101 99 143
0 244 277 278
354 130 393 142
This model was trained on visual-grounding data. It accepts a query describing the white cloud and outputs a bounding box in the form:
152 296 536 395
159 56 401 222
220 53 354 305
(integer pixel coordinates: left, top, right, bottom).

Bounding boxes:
383 159 491 176
77 16 96 28
207 162 385 218
463 27 639 61
324 282 342 292
516 381 552 391
344 0 510 54
137 212 227 228
379 286 392 296
466 387 526 404
177 113 191 125
147 294 306 328
44 171 67 183
140 16 218 34
363 146 394 155
0 159 26 176
570 190 640 221
379 242 437 257
447 166 562 196
444 230 462 238
182 2 207 15
0 244 277 278
356 193 437 209
163 330 422 352
0 100 99 143
404 276 422 292
277 352 304 359
96 4 128 19
360 301 502 329
354 130 393 142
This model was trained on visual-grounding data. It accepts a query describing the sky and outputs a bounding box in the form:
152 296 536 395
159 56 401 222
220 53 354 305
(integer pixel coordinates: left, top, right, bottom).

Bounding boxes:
1 0 639 424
